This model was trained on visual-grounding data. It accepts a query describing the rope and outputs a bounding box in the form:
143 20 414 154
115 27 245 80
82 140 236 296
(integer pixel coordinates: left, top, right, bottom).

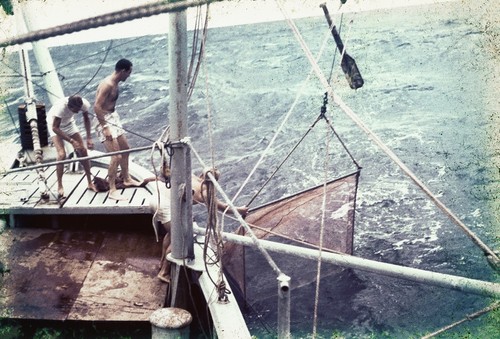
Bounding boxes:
2 144 152 175
246 92 360 207
200 168 231 301
149 126 171 242
0 0 222 48
320 93 361 169
187 4 229 296
189 141 284 277
187 4 209 101
421 301 500 339
232 25 336 206
245 114 322 207
74 40 114 97
327 12 344 83
312 123 331 337
275 0 500 271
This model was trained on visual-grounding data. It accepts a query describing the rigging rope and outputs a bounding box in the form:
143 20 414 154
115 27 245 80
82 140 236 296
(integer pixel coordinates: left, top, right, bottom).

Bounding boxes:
231 24 337 207
275 0 500 270
312 121 332 338
421 301 500 339
2 144 152 175
0 0 222 49
189 141 285 277
327 12 344 84
185 4 229 297
148 126 171 242
74 40 114 97
187 4 209 101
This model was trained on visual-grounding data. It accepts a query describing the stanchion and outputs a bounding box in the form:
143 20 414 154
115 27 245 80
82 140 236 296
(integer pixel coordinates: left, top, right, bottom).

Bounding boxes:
150 307 192 338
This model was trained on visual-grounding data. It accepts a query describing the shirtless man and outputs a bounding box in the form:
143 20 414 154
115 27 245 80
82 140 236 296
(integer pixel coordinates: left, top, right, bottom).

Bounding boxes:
48 95 97 199
94 58 141 201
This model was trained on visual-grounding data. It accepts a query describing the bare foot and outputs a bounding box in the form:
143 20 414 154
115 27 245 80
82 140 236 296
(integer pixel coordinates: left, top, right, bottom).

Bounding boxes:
122 177 143 188
157 274 171 283
108 190 127 201
57 187 65 199
87 183 98 192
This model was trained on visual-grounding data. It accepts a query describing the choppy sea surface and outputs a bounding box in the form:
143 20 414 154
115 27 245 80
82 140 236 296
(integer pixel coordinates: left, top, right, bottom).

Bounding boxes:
1 1 499 338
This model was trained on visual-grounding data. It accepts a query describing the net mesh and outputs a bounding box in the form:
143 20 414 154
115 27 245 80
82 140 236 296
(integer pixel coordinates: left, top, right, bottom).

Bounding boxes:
223 170 360 300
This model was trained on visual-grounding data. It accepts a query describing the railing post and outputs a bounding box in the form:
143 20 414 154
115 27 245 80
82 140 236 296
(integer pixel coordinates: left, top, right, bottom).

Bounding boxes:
150 307 192 338
277 273 291 339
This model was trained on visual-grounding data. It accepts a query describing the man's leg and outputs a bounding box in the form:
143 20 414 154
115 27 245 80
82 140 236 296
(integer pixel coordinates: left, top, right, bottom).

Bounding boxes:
116 134 141 187
103 138 126 201
158 221 172 283
70 133 97 192
52 135 66 198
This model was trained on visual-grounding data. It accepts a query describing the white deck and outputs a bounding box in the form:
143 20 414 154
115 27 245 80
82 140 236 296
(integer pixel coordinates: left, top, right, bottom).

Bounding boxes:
1 150 156 226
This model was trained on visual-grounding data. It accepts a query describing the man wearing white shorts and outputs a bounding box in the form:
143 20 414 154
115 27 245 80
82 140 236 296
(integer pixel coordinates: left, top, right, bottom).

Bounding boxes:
144 165 248 283
94 58 141 201
48 95 97 199
149 177 172 283
94 111 125 143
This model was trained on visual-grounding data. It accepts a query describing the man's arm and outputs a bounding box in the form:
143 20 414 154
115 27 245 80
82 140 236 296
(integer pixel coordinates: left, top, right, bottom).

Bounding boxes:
193 179 248 217
82 111 94 149
94 83 113 141
52 117 76 145
94 83 111 126
216 200 248 218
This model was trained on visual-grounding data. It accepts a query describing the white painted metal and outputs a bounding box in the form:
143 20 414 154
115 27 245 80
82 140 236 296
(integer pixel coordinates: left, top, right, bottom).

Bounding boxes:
168 10 194 261
193 226 500 298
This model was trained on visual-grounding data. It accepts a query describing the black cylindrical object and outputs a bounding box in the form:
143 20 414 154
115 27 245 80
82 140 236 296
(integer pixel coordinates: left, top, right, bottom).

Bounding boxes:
18 104 49 150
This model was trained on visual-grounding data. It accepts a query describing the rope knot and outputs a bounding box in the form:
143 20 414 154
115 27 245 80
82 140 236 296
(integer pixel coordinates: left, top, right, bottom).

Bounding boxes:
217 279 230 303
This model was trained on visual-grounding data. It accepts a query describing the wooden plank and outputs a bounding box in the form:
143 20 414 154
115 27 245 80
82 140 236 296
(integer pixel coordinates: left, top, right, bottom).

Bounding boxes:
0 228 102 320
101 187 137 207
63 167 104 207
169 235 252 338
3 159 155 216
0 227 166 322
1 168 52 210
0 178 32 207
68 229 165 321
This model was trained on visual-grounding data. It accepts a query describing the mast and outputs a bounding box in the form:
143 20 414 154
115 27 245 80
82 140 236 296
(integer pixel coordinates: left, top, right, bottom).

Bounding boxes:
19 3 64 105
168 5 194 305
14 4 49 200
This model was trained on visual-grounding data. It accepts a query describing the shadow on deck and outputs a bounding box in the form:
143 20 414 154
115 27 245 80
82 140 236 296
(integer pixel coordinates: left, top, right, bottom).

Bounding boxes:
0 151 168 323
0 225 166 322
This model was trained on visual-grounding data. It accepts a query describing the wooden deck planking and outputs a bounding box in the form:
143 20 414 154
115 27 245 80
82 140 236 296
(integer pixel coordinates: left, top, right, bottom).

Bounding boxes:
0 167 53 209
3 165 154 217
63 167 104 207
0 227 166 321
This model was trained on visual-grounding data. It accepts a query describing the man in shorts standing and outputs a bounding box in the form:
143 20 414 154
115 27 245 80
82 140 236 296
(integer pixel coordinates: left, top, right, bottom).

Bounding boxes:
94 58 141 201
48 95 97 199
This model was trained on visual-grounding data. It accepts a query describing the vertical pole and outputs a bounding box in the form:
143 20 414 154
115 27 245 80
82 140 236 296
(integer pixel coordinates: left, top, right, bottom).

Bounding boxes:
15 4 49 200
277 273 291 339
20 3 65 105
169 8 194 264
150 307 192 339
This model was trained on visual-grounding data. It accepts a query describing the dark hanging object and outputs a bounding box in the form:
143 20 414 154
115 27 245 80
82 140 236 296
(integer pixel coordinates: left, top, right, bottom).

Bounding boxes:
320 3 364 90
18 103 49 150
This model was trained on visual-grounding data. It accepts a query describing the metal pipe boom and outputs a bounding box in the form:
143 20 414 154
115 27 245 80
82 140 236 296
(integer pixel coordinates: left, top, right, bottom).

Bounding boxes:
193 225 500 299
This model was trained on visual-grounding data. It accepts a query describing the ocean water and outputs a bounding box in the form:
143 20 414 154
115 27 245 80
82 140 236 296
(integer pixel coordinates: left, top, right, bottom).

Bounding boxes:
1 1 498 338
